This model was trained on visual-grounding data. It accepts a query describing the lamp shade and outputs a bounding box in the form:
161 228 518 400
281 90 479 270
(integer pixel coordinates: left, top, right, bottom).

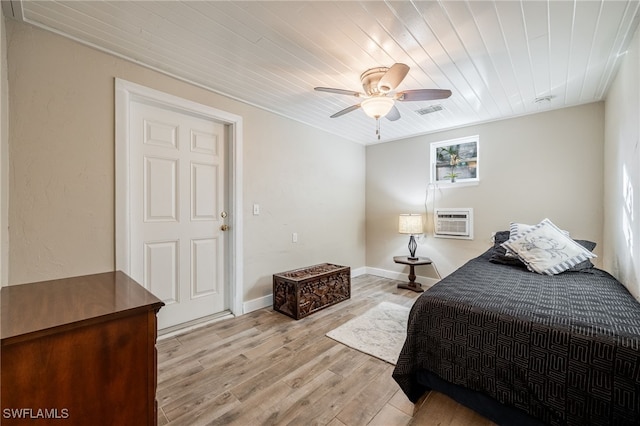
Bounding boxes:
399 214 423 234
361 97 394 119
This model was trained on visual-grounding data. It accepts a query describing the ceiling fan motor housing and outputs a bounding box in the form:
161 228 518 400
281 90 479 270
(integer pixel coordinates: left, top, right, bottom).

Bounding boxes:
360 67 390 95
314 62 451 137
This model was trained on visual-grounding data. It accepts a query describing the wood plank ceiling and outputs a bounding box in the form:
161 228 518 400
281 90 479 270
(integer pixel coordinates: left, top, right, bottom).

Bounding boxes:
10 0 640 144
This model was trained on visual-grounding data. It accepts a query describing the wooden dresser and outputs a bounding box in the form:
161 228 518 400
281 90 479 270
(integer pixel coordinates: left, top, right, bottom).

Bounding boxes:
1 272 164 425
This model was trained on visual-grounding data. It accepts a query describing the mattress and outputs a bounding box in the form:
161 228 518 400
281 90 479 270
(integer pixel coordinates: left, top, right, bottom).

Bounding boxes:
392 248 640 425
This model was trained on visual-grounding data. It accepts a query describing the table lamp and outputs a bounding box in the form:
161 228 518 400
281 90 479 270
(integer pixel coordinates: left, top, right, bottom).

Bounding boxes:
399 214 423 260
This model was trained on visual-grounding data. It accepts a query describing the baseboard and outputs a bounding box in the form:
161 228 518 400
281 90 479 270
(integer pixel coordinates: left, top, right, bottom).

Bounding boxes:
243 293 273 314
350 266 367 277
241 266 437 315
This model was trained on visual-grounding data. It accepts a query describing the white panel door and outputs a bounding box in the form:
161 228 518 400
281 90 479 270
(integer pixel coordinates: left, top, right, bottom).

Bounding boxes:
130 100 227 329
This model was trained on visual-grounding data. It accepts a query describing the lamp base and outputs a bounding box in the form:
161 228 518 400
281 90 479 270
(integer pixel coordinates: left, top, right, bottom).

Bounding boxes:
407 256 419 261
408 235 418 260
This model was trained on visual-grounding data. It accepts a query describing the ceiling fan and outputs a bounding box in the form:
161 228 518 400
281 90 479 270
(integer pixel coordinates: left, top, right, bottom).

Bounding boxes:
315 63 452 139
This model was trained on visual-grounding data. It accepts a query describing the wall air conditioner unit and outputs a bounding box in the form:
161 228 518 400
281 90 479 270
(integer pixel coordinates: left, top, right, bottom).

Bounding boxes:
434 208 473 240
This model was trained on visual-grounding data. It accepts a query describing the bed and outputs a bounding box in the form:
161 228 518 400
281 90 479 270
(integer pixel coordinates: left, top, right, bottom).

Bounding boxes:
392 229 640 426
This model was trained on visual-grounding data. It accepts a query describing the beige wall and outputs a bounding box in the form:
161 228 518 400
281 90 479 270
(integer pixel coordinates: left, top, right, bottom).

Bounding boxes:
604 25 640 301
8 15 634 308
1 15 8 286
366 102 605 279
6 20 366 303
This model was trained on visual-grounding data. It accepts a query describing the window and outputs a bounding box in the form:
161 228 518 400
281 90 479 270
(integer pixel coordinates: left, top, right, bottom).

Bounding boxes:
430 136 479 185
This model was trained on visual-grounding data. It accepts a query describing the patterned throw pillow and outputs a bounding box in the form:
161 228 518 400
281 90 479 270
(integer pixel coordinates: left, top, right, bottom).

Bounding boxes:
504 221 570 257
501 218 597 275
503 223 532 257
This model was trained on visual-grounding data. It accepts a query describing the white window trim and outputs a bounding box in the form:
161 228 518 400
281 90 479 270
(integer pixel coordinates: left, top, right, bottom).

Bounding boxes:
430 135 480 187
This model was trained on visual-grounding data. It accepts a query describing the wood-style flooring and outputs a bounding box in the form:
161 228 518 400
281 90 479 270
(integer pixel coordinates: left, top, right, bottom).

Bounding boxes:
156 274 496 426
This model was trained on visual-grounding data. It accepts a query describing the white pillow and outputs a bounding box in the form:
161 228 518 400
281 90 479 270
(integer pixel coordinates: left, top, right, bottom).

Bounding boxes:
509 221 570 237
501 218 596 275
504 221 570 257
503 222 533 257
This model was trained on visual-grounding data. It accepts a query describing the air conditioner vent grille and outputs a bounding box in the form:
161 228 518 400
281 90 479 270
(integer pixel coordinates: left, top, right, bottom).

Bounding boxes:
434 208 473 240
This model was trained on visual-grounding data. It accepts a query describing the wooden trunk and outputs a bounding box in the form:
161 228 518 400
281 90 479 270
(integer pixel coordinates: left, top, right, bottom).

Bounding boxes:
273 263 350 319
1 272 164 426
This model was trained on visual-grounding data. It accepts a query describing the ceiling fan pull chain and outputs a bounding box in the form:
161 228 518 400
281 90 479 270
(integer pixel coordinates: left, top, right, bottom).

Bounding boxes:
376 118 381 140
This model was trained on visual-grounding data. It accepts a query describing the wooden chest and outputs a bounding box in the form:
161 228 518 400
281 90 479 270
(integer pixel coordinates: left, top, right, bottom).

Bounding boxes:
273 263 350 319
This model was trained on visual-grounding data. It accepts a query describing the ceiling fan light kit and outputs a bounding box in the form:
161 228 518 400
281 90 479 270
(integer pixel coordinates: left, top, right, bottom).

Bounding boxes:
315 63 452 140
361 97 395 119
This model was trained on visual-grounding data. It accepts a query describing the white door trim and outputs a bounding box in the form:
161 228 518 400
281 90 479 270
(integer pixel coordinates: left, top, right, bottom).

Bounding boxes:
115 78 244 316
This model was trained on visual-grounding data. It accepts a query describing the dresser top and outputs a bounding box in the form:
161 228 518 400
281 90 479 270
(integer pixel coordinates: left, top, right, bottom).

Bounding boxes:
1 271 164 343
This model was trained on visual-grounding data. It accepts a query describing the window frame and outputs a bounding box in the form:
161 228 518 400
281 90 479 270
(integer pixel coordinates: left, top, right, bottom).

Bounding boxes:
429 135 480 186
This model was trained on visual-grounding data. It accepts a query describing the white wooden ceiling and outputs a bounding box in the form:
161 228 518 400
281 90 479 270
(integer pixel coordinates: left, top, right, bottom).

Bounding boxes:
9 0 640 144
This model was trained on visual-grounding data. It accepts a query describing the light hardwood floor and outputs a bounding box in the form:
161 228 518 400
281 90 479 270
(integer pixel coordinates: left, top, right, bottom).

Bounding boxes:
156 274 496 426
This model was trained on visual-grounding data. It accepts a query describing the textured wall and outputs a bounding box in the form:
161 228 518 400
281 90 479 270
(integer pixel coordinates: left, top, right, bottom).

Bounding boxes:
6 20 365 304
604 25 640 301
1 14 8 285
366 102 605 279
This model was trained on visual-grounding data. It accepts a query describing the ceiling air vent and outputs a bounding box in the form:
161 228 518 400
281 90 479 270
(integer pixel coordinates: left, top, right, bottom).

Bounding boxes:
415 105 443 115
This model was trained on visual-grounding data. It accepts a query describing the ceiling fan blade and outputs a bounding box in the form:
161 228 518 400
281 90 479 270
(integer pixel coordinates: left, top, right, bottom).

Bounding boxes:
330 103 361 118
314 87 362 97
385 105 401 121
378 63 410 92
396 89 452 102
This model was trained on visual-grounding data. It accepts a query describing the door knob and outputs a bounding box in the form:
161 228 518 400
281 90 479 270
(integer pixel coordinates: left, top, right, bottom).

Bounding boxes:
220 224 229 231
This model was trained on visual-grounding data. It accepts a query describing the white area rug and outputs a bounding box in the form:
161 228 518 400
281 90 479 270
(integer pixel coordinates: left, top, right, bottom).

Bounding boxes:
326 301 410 365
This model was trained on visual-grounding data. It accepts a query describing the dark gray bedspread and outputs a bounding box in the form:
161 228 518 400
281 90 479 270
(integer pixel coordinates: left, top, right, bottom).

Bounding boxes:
392 249 640 425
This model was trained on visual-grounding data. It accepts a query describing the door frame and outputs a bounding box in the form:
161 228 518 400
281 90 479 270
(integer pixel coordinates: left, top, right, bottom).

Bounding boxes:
114 78 244 316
